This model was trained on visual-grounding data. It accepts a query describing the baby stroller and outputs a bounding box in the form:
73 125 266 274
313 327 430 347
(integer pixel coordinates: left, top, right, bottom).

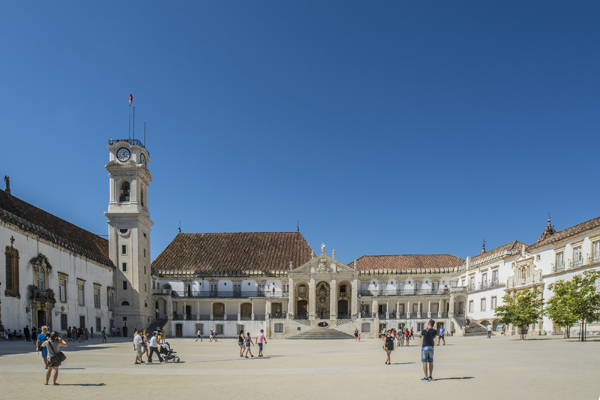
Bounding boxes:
160 342 180 363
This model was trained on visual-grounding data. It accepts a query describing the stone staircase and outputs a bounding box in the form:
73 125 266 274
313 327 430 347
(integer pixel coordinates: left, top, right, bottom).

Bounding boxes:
145 318 168 334
464 320 489 336
288 327 354 340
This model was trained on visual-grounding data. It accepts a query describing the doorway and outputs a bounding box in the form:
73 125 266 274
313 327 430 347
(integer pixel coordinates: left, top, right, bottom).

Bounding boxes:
297 300 308 316
338 300 348 317
37 310 46 327
175 324 183 338
186 305 192 320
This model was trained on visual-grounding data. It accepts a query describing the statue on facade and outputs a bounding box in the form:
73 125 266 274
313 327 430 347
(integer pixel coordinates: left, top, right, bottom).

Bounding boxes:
332 249 336 259
316 258 329 273
321 243 326 254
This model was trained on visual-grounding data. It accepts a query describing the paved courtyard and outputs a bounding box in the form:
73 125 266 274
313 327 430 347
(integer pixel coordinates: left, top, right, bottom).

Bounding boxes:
0 334 598 399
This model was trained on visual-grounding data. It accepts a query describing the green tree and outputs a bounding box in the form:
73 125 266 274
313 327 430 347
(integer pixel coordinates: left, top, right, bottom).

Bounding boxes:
547 270 600 341
494 289 544 340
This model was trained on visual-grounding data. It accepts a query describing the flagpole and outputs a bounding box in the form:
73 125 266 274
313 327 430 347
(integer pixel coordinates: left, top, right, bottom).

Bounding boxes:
133 106 135 141
128 103 131 141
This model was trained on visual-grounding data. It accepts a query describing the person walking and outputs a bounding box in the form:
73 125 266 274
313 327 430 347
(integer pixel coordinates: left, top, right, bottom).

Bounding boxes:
141 330 150 361
196 328 202 342
24 325 31 342
405 328 410 347
256 329 267 357
102 327 107 343
502 324 506 336
41 331 67 385
437 325 446 346
244 332 254 358
419 319 437 381
384 330 394 365
487 323 493 339
354 329 359 342
133 331 144 364
148 331 164 363
410 327 414 339
238 330 246 357
36 326 50 369
90 327 94 339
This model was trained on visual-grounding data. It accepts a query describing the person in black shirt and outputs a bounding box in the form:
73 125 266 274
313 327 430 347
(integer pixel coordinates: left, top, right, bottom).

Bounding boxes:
384 330 394 365
419 319 437 381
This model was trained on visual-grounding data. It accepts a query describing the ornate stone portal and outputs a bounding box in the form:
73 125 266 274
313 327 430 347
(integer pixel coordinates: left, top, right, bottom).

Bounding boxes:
316 282 330 318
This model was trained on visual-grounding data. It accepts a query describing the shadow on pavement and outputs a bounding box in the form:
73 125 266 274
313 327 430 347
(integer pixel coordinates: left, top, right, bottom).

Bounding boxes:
57 383 106 386
391 362 415 365
433 377 474 381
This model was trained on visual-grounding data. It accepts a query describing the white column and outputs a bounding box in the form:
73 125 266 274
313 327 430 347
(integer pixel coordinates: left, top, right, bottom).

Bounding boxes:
439 299 443 318
330 279 337 320
251 301 255 320
183 301 187 320
418 300 421 318
407 300 411 318
351 278 359 317
386 301 390 319
449 295 455 318
427 300 431 318
266 300 271 319
288 277 295 316
237 302 241 321
309 276 316 319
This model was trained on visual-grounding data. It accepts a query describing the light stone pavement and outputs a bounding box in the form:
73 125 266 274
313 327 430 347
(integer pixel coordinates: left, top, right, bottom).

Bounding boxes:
0 334 598 400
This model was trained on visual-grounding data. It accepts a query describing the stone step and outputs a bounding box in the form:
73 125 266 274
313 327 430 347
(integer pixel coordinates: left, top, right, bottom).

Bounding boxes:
288 328 354 340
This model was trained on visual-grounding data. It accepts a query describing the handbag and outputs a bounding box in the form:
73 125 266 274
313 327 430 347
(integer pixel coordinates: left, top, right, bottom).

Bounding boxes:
50 341 67 362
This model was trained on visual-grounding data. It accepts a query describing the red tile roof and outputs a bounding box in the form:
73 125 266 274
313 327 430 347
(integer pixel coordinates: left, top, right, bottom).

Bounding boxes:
469 240 527 264
349 254 465 272
528 215 600 250
151 232 313 273
0 189 113 267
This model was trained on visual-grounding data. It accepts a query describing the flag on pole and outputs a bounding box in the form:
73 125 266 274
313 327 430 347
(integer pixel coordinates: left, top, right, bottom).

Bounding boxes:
129 93 133 106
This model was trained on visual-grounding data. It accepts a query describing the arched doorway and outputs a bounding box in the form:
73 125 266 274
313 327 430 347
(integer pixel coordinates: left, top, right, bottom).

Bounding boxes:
241 303 252 320
316 282 330 319
295 282 309 317
213 303 225 319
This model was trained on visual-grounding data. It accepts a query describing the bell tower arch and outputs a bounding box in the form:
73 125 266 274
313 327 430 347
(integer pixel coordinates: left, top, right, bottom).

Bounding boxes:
105 139 153 333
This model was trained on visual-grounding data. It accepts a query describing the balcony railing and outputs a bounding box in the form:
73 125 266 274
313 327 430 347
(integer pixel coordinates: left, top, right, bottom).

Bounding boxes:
29 287 56 302
169 290 289 299
108 138 147 150
477 280 502 290
359 289 448 297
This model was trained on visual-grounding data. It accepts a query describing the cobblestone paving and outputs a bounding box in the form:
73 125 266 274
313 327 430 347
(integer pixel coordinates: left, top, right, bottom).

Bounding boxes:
0 335 598 399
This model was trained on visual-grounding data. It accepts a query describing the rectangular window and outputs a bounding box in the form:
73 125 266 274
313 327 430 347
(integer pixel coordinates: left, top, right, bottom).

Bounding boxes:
78 281 85 306
469 276 475 290
299 285 306 294
144 265 146 274
94 287 100 308
122 263 127 272
481 298 486 311
491 296 497 310
492 270 498 285
536 254 541 261
61 314 68 331
274 323 284 333
37 269 45 291
417 323 424 331
96 317 101 332
144 249 146 257
79 315 86 328
122 245 126 255
361 323 370 333
107 288 114 311
556 252 564 270
573 246 582 267
59 278 67 303
123 281 128 290
144 283 147 292
216 324 224 335
469 300 474 313
5 252 14 291
450 281 457 287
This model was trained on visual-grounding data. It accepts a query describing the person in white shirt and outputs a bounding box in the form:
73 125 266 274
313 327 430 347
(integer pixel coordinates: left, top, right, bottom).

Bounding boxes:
132 332 144 364
148 331 164 363
196 329 202 342
487 323 493 339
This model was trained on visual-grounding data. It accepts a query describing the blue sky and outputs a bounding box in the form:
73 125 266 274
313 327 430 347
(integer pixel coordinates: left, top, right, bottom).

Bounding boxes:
1 1 599 263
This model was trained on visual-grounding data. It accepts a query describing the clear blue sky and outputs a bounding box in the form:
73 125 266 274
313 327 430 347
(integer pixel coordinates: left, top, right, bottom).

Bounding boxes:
1 1 599 263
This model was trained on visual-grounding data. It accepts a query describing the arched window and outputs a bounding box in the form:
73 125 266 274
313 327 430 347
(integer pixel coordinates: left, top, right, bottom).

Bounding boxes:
119 181 130 202
163 283 172 290
121 301 130 306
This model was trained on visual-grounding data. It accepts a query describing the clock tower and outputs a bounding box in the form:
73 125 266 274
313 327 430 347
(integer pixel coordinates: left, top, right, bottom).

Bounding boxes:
105 139 153 334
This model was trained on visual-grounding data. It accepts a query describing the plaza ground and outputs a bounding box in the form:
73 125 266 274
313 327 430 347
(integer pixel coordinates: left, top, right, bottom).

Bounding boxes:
0 334 598 400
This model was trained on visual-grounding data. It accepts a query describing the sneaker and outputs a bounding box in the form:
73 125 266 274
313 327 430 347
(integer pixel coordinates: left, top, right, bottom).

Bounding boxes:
428 376 433 381
421 377 429 381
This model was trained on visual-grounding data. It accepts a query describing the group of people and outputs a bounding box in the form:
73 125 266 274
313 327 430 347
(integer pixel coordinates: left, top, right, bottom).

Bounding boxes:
237 330 267 358
379 319 440 381
132 329 169 364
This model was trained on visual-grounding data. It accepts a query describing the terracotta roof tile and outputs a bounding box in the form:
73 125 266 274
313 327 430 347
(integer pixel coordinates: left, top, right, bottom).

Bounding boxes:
151 232 313 273
469 240 527 264
528 215 600 250
0 190 113 267
349 254 465 272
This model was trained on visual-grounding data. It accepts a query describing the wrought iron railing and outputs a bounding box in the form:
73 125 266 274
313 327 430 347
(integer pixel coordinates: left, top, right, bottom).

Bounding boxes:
254 314 266 321
170 290 289 298
360 312 374 318
199 314 210 320
226 314 237 320
108 138 147 150
359 289 449 297
30 287 56 302
268 313 287 319
213 315 225 321
293 314 309 320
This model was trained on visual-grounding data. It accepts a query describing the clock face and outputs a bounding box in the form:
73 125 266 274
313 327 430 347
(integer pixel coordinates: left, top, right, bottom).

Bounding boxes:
140 153 146 168
116 147 131 162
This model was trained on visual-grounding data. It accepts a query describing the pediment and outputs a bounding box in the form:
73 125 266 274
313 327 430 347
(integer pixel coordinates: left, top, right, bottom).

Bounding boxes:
290 253 357 275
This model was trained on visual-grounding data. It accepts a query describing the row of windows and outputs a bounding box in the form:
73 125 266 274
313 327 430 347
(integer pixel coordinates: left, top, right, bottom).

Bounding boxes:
468 296 497 313
59 278 114 310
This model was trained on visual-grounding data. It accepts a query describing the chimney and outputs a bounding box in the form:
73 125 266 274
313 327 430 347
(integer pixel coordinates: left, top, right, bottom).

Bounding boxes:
4 176 10 195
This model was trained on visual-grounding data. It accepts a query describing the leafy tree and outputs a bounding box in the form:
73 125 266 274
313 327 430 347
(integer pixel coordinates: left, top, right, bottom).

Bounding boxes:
547 270 600 341
495 289 544 339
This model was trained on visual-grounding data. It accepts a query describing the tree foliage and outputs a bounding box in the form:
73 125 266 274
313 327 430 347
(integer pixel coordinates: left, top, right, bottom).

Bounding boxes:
547 270 600 341
494 289 544 339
